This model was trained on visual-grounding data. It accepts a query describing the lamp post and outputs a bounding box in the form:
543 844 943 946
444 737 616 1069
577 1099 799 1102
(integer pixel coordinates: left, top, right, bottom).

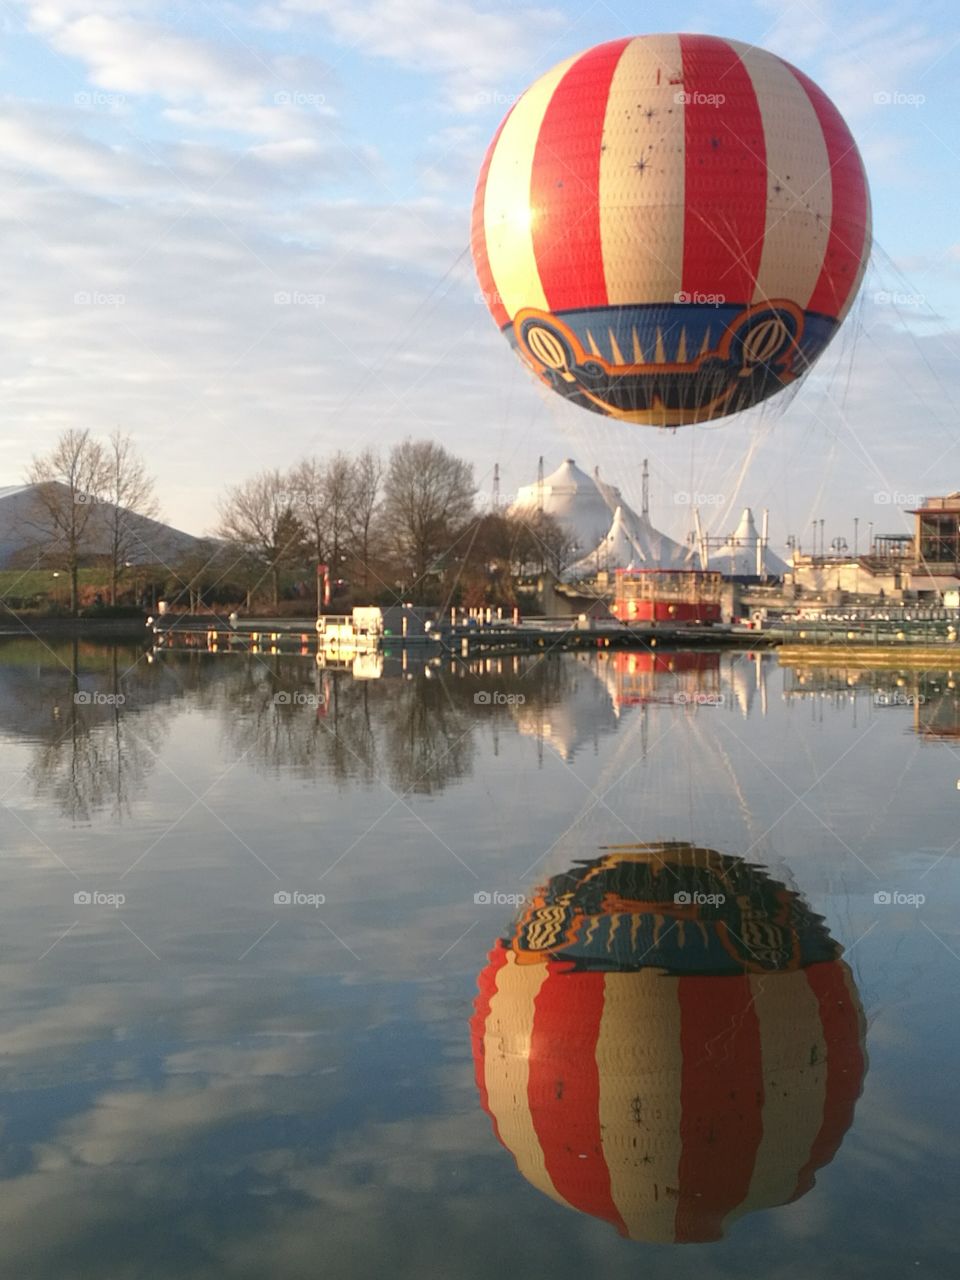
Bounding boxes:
52 571 60 611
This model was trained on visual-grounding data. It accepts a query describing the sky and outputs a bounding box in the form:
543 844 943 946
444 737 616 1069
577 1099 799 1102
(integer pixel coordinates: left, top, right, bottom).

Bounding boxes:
1 0 959 553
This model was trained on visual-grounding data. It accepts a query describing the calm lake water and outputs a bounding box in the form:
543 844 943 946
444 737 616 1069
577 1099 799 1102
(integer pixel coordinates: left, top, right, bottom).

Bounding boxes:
0 637 958 1278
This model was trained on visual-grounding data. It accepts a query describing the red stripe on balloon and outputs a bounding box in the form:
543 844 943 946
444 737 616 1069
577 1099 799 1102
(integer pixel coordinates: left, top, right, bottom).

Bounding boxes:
675 975 765 1243
789 65 869 318
470 944 511 1144
472 113 513 329
679 35 767 305
530 37 631 312
790 960 866 1200
527 968 628 1234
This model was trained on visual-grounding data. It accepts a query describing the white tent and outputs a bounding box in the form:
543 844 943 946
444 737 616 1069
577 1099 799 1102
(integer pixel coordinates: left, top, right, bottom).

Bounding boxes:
510 458 618 555
708 508 788 577
565 505 687 578
510 458 684 573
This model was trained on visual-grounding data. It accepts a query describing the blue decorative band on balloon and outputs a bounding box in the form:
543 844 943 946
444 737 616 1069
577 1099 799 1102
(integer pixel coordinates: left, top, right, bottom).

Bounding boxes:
503 851 840 975
506 301 837 425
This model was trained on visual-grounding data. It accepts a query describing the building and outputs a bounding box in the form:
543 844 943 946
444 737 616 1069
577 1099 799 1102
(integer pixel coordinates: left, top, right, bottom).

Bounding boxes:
789 491 960 601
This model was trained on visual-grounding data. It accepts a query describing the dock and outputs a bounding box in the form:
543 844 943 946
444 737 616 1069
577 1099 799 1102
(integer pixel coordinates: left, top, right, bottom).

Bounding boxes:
148 612 779 659
147 604 960 661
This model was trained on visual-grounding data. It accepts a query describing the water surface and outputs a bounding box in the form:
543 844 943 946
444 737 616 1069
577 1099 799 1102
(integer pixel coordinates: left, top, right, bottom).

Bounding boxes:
0 638 957 1278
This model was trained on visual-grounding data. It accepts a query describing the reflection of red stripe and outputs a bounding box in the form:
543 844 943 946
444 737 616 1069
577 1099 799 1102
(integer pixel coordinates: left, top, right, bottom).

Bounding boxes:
527 968 627 1233
530 38 630 311
679 35 767 304
472 114 513 329
471 944 510 1144
791 960 865 1200
675 975 764 1242
789 66 869 318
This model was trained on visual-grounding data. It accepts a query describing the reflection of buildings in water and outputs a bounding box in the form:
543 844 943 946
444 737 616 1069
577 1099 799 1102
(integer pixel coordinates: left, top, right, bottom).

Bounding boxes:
503 651 773 762
782 664 960 738
598 650 720 709
508 653 622 763
472 844 865 1244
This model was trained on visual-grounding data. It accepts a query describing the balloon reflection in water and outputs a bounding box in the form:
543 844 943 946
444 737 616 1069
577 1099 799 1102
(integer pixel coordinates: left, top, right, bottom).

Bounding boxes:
471 843 866 1243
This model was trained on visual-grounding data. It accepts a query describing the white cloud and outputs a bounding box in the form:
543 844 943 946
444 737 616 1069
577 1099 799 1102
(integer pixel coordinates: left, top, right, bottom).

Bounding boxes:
274 0 567 107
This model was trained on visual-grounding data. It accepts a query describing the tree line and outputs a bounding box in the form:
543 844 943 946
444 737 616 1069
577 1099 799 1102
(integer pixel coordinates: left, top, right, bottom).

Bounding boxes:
18 431 574 614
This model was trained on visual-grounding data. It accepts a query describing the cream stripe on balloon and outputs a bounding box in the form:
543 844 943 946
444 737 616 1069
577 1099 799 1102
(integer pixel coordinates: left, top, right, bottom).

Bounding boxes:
726 970 828 1228
599 34 687 306
481 955 571 1209
597 970 684 1242
483 54 580 321
730 40 833 310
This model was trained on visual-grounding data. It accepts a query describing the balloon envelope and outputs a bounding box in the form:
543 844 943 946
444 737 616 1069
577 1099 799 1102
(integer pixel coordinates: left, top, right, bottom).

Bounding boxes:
472 35 871 426
471 845 867 1242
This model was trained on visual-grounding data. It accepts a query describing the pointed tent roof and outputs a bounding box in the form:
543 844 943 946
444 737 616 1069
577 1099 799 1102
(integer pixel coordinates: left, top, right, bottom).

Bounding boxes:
511 458 685 570
511 459 617 555
617 503 688 569
566 507 643 577
709 508 788 576
565 505 688 577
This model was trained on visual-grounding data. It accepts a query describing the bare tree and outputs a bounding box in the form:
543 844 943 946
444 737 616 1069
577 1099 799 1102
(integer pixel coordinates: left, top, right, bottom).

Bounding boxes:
349 447 383 590
381 440 475 594
27 429 109 615
217 470 307 608
289 457 326 567
321 451 355 581
102 431 158 604
511 510 577 578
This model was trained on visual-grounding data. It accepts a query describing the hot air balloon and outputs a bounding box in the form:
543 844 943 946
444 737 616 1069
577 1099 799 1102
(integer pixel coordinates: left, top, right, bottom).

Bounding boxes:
472 35 871 426
471 844 866 1243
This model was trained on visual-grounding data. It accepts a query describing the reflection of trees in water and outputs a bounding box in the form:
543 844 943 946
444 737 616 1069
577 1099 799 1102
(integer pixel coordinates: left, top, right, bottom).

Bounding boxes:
214 658 379 785
212 654 584 795
16 641 173 822
377 676 474 794
7 642 593 807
